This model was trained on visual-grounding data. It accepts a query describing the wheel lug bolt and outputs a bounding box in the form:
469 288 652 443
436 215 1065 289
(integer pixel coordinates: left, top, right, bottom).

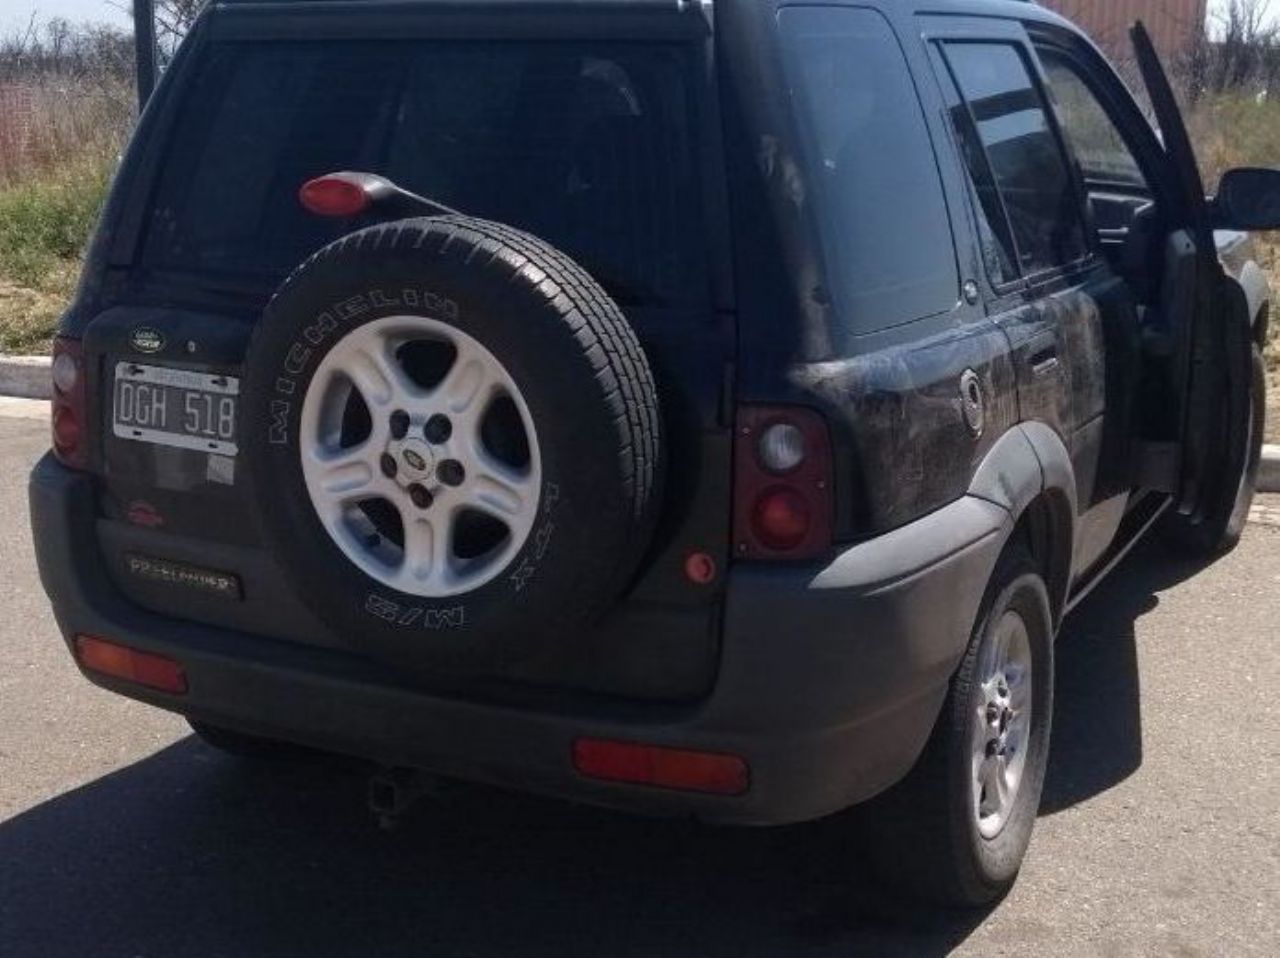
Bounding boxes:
390 410 410 440
438 459 465 487
424 414 452 444
380 454 398 478
408 483 433 509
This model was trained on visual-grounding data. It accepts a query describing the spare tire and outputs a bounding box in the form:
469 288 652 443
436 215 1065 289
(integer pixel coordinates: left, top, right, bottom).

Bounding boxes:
241 216 662 673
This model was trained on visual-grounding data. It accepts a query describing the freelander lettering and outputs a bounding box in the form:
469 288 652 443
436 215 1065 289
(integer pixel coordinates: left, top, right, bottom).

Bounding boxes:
126 555 240 599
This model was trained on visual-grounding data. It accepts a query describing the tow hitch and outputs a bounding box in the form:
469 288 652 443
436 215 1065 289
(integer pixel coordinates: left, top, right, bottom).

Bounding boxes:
367 766 445 830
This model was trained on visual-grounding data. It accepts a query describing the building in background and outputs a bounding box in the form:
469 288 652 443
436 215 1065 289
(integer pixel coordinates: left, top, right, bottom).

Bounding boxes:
1041 0 1208 64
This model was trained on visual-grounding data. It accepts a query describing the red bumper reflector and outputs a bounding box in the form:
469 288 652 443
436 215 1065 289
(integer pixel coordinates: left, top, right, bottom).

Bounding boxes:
74 635 187 694
572 739 749 796
683 551 718 585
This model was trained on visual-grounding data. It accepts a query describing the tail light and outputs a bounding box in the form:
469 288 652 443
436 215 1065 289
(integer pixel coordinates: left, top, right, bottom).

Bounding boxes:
733 406 833 560
51 336 87 470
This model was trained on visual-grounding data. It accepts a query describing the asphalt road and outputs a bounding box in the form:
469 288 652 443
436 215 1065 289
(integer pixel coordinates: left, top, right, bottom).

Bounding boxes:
1 400 1277 958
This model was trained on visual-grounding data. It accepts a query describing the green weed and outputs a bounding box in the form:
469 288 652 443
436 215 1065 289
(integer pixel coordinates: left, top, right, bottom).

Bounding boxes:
0 152 114 353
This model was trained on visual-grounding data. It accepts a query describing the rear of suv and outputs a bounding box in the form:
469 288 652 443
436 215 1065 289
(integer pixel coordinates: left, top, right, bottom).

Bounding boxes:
30 0 1274 906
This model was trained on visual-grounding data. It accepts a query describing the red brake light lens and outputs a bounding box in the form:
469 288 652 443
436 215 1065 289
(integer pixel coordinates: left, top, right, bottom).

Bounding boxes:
572 739 749 796
299 175 371 217
733 406 833 560
52 405 81 452
751 487 812 551
75 635 187 694
51 336 87 470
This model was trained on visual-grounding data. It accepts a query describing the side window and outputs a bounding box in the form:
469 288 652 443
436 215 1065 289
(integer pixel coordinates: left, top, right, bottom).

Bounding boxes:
943 42 1088 278
930 47 1020 286
1038 49 1149 192
780 7 959 335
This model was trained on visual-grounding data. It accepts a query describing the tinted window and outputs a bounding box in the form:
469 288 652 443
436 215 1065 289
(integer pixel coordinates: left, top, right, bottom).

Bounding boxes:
931 47 1019 286
781 7 958 334
144 41 707 306
1039 49 1149 190
945 43 1088 276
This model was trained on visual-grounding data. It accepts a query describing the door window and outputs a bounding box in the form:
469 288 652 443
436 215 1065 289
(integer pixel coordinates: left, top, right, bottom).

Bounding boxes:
943 42 1088 278
931 47 1019 286
1038 49 1149 191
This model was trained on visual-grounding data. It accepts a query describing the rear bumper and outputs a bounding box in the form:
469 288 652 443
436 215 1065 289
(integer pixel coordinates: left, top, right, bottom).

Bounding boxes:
30 453 1010 825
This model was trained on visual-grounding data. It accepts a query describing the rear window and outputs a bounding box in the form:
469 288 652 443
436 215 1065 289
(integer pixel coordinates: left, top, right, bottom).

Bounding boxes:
143 41 709 307
779 6 959 336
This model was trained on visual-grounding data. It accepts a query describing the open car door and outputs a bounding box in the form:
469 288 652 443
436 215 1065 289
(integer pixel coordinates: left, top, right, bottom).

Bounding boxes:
1131 22 1254 530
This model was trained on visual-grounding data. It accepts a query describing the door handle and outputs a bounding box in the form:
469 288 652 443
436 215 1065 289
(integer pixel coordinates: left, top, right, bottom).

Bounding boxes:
1030 346 1060 377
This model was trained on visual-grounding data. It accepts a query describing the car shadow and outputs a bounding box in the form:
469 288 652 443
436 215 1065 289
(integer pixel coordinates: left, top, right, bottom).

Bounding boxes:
0 540 1206 958
1041 535 1208 814
0 743 986 958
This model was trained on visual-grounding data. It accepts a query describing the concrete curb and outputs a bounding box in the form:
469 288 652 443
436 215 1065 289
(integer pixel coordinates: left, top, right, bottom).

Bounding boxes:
1262 445 1280 495
0 355 51 400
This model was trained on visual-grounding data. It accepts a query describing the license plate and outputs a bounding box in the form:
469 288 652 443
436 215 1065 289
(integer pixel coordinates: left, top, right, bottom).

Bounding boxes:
113 362 239 455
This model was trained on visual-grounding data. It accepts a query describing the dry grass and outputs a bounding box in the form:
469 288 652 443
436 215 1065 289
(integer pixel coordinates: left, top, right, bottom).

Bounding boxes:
0 151 117 353
0 72 126 352
0 276 71 353
0 77 131 187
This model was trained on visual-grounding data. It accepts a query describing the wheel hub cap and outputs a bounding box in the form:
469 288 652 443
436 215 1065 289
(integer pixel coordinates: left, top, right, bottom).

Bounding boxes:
298 315 542 599
393 437 435 483
970 610 1033 839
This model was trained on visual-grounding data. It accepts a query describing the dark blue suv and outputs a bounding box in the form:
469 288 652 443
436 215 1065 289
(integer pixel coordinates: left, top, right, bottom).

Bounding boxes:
29 0 1275 905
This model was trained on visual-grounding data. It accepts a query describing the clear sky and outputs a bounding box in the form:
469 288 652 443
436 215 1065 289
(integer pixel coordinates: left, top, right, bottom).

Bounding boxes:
1 0 131 37
2 0 1278 38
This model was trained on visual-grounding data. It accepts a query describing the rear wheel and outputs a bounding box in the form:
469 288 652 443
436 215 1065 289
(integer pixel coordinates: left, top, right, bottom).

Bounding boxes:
1163 344 1266 558
861 544 1054 907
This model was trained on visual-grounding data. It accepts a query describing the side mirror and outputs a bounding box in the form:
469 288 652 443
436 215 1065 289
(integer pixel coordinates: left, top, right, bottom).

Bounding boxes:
1211 167 1280 231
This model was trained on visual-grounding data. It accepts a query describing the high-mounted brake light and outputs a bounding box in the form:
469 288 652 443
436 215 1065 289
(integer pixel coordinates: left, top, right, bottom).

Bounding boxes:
50 336 87 470
299 174 372 218
299 170 458 220
733 406 833 560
